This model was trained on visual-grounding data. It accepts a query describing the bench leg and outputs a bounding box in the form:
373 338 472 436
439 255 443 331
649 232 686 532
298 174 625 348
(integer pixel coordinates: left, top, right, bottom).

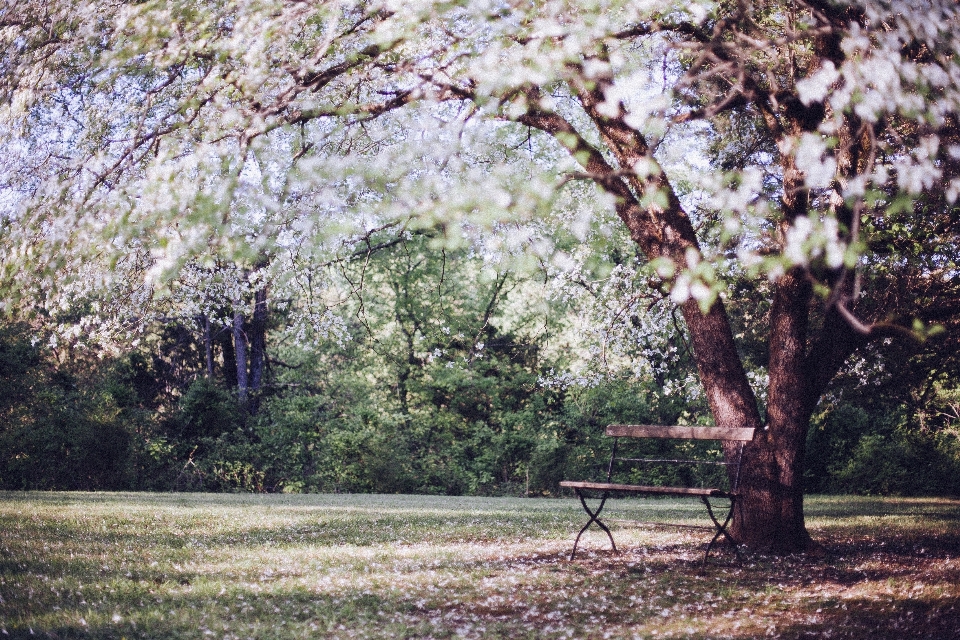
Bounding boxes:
569 489 617 560
701 495 743 565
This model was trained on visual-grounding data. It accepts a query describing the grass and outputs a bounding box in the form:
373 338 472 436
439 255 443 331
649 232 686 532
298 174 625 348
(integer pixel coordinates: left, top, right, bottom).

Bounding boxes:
1 492 959 639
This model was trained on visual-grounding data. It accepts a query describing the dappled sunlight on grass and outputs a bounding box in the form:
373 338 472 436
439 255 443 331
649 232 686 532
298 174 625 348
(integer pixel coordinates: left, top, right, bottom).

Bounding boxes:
1 492 959 638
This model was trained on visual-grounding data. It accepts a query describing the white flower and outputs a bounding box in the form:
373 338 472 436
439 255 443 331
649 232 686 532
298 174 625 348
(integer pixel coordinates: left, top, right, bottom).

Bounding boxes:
822 218 845 269
784 216 813 265
670 273 691 303
794 134 836 189
797 61 840 105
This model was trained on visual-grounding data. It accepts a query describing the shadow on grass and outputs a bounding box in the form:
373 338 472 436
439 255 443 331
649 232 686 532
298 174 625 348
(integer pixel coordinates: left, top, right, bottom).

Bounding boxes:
15 549 958 640
771 595 960 640
804 495 960 518
3 493 960 639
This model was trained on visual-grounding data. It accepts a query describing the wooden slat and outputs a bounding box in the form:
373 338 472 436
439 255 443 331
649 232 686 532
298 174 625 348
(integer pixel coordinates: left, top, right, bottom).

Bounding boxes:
605 424 755 441
559 480 732 497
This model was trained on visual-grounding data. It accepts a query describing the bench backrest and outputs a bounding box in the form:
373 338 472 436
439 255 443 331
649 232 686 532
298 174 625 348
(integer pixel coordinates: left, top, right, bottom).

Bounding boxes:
606 425 755 441
602 424 755 492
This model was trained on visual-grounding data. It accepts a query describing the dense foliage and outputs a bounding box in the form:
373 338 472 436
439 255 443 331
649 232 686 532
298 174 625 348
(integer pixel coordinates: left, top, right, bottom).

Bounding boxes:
1 237 958 495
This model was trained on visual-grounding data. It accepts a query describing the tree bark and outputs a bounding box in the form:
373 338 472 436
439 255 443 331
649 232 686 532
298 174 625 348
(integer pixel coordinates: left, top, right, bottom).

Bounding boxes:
733 268 816 551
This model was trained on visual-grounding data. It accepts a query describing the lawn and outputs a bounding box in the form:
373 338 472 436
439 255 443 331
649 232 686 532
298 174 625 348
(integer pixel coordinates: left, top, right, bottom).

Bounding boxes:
1 492 958 639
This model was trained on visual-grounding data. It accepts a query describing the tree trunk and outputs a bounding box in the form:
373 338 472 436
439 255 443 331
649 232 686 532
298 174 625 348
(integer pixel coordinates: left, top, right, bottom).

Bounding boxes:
202 314 214 379
248 286 268 415
679 299 763 434
726 119 818 551
233 308 248 404
218 322 238 390
730 268 816 551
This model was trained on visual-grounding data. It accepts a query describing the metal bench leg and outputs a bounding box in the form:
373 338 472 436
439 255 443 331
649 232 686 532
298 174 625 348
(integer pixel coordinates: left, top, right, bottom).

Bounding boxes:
570 489 616 560
701 495 742 565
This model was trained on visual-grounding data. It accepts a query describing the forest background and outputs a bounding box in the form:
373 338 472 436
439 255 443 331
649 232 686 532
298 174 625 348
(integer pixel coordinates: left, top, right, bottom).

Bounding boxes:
2 221 958 497
1 0 960 502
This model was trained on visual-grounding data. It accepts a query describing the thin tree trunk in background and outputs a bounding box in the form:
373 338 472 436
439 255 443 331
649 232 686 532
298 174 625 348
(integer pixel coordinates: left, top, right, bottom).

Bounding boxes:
248 286 268 415
218 323 238 390
233 307 248 404
202 315 214 379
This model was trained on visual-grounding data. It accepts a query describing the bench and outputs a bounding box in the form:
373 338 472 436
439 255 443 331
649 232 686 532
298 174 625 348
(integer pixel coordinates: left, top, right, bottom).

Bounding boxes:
560 424 755 564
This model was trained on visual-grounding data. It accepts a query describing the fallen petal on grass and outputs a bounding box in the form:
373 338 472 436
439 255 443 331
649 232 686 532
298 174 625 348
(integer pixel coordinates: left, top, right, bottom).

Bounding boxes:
0 492 958 638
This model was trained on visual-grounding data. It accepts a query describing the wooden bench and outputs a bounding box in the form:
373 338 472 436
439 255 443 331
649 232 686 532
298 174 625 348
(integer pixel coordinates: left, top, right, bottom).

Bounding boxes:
560 424 755 564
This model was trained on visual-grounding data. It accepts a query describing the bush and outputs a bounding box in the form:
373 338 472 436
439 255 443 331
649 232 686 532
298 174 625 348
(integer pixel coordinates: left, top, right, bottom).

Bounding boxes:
831 432 960 496
805 403 875 494
0 380 133 491
170 377 244 445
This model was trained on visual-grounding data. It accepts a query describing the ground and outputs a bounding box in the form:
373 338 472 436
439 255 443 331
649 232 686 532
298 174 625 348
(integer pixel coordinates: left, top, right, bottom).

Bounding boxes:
1 492 959 639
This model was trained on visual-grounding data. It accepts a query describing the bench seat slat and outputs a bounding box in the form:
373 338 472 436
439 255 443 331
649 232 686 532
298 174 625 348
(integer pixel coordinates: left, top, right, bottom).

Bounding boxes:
560 480 732 497
605 424 755 441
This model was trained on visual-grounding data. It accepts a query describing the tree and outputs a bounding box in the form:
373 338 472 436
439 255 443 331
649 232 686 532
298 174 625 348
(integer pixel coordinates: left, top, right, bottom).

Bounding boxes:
170 261 273 413
3 0 960 551
408 0 960 551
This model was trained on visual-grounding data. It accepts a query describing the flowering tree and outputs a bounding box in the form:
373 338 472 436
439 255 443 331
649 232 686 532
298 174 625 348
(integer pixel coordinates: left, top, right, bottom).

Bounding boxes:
460 0 960 551
3 0 960 551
